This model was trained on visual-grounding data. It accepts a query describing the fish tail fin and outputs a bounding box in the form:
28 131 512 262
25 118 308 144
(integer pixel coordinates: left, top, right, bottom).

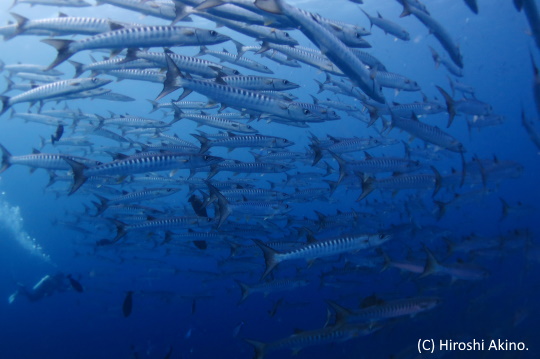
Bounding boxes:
235 280 251 304
310 143 323 166
357 174 374 201
251 239 281 280
93 194 109 216
206 182 230 228
146 99 160 113
0 143 12 174
195 45 208 57
420 245 442 278
434 200 447 220
0 95 11 116
191 133 210 153
111 219 127 242
499 197 509 221
172 1 193 24
244 339 268 359
156 49 183 101
326 300 352 327
399 0 412 17
231 39 245 59
63 157 88 195
379 249 392 272
327 150 345 186
68 60 84 78
254 0 284 15
430 166 442 197
40 39 75 70
436 86 456 128
360 9 373 28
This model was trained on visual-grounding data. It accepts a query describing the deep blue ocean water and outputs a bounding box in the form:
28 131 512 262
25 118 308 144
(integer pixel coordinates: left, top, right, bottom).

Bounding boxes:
0 0 539 358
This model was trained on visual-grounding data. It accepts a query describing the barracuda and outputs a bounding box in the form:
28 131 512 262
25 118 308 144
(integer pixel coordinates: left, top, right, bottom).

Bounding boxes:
64 152 224 195
253 233 391 279
129 49 240 79
0 144 101 174
9 13 127 38
254 0 385 103
196 46 274 74
175 109 257 133
158 51 326 123
327 297 440 325
110 216 215 242
0 77 112 115
42 25 231 69
245 323 381 359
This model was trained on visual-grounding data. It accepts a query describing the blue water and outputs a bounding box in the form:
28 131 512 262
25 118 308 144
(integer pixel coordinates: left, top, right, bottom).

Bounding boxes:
0 0 539 358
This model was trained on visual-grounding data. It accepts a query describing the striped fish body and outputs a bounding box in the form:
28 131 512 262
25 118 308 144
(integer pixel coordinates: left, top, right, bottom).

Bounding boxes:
97 0 176 20
70 26 230 52
13 14 123 36
350 297 440 322
221 76 299 91
178 112 257 133
391 116 465 152
107 69 165 83
134 50 236 78
253 233 391 278
3 78 111 110
256 0 385 103
193 133 293 153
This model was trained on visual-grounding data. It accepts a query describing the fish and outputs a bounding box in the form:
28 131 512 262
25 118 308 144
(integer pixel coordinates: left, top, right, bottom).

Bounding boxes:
360 9 410 41
42 25 231 69
0 77 112 115
254 0 385 103
66 274 84 293
123 291 133 317
252 233 391 279
50 124 64 144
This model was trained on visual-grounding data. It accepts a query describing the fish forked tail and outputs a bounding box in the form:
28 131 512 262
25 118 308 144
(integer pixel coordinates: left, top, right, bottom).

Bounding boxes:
235 280 251 304
156 49 185 101
0 143 12 174
206 182 231 229
436 86 456 128
357 173 374 201
420 244 443 278
0 95 11 117
41 39 76 71
63 157 89 195
325 300 353 327
251 239 281 280
244 338 268 359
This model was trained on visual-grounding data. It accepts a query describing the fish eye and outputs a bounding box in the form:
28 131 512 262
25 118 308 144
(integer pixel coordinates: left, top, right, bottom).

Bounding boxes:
232 123 238 127
282 80 289 84
210 30 217 36
356 32 361 38
204 155 209 160
303 109 310 115
379 234 385 239
285 32 290 37
233 70 240 75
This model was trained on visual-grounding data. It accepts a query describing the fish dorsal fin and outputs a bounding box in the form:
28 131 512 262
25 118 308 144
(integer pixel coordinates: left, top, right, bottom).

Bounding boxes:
222 48 229 53
227 131 236 137
363 151 373 160
32 148 41 154
58 12 68 17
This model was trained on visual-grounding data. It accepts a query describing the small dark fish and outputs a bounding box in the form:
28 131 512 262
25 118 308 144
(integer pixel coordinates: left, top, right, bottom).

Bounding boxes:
66 274 83 293
123 291 133 317
50 124 64 144
188 195 208 217
193 240 208 250
164 347 173 359
191 299 197 314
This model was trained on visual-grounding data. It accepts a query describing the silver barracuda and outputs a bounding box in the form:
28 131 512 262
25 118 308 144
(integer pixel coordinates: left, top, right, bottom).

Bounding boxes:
0 77 112 115
63 152 224 195
157 51 328 123
42 25 231 69
253 233 391 279
254 0 385 103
